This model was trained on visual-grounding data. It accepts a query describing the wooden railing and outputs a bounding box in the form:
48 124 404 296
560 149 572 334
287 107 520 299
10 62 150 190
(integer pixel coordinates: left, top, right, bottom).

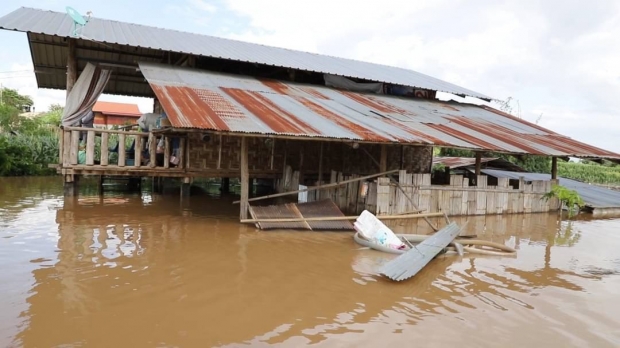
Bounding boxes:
58 127 186 172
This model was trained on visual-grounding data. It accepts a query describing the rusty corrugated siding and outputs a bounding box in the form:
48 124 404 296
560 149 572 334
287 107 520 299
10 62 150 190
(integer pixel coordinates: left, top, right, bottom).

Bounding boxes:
139 62 620 160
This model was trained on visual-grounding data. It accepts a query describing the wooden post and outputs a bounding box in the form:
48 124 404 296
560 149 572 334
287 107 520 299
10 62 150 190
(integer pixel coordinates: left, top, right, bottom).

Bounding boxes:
181 177 191 199
69 130 79 165
100 132 109 166
475 152 482 176
240 137 249 220
66 39 77 98
85 130 95 165
221 177 230 194
178 137 186 169
164 136 170 169
217 134 222 169
58 128 63 165
64 174 77 197
62 130 71 166
149 134 157 167
118 133 126 167
380 144 387 173
551 157 558 180
134 135 142 167
317 142 323 199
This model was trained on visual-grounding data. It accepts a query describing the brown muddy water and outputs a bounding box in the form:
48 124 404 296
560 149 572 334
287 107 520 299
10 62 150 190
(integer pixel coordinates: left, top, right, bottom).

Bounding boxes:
1 177 620 348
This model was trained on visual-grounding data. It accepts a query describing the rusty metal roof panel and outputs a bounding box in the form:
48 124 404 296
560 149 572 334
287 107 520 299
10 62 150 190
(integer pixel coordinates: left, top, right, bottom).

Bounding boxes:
139 62 620 159
0 7 490 100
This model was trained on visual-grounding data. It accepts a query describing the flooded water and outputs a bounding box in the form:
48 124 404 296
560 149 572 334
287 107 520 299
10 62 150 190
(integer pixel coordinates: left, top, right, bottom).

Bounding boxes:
1 177 620 348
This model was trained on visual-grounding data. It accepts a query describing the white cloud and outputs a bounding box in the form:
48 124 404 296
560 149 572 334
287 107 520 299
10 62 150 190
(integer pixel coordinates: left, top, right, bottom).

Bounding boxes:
220 0 620 153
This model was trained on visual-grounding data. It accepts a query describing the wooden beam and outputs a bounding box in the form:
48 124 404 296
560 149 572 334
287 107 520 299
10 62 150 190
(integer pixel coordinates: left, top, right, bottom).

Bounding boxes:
240 137 249 220
64 126 145 136
241 212 446 224
233 169 400 204
66 39 77 98
551 157 558 180
380 144 387 173
475 152 482 176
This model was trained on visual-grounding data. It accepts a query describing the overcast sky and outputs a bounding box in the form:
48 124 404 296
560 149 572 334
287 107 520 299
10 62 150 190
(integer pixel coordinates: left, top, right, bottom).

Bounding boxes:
0 0 618 153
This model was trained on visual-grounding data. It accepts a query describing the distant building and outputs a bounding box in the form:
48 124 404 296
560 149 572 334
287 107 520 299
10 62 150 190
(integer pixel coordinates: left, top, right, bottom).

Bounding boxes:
92 101 141 128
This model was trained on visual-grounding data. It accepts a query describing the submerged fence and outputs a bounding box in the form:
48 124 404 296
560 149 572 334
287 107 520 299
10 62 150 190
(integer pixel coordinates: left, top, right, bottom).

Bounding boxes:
299 170 559 216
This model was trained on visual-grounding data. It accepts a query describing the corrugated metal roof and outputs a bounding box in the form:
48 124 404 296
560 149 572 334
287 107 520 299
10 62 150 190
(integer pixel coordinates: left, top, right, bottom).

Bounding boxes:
432 156 527 172
480 169 620 209
0 7 490 100
433 157 497 168
139 62 620 160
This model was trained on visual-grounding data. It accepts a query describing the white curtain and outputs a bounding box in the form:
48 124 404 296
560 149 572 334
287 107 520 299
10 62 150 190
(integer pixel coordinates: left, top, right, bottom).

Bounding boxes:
324 74 383 94
62 63 111 127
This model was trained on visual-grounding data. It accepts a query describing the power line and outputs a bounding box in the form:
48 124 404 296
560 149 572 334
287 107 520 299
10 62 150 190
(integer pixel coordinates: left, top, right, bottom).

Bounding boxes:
0 70 33 74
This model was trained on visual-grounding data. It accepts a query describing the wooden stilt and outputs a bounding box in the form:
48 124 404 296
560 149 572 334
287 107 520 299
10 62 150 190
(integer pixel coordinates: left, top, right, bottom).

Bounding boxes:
380 144 387 173
240 137 249 220
66 39 77 98
317 143 323 199
475 152 482 176
551 157 558 180
181 177 191 199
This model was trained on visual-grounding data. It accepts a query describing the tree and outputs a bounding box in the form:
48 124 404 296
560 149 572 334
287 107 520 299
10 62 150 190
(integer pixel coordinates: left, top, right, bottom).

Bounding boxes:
0 87 34 111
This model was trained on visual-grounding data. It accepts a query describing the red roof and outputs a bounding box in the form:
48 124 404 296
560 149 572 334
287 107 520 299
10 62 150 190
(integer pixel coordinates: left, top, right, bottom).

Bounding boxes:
92 101 142 117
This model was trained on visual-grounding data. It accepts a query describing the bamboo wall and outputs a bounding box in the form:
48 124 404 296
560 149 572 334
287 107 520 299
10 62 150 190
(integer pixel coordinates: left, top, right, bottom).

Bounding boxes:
186 135 433 177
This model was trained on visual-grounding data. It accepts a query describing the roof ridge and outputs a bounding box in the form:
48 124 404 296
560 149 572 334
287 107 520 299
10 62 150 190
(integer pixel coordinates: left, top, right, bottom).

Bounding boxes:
18 7 439 76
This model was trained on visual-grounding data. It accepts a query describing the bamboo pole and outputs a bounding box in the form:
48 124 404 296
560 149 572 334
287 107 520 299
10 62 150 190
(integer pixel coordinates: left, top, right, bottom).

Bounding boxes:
241 212 446 224
233 169 399 204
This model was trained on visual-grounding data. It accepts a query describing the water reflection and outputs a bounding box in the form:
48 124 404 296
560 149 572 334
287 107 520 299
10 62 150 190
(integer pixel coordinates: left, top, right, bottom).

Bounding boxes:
0 177 619 347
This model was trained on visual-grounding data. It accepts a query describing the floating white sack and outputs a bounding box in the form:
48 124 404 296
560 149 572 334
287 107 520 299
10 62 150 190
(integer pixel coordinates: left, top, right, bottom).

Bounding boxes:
355 210 406 250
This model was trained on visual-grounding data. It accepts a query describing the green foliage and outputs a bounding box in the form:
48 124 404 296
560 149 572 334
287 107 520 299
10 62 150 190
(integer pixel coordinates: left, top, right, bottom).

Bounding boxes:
558 161 620 185
542 185 585 217
0 87 34 110
0 89 63 176
0 103 21 131
0 132 58 176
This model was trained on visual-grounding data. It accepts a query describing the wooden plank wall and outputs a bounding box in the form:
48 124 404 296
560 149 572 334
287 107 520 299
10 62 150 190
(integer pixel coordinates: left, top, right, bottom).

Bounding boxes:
278 171 558 217
376 173 557 216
